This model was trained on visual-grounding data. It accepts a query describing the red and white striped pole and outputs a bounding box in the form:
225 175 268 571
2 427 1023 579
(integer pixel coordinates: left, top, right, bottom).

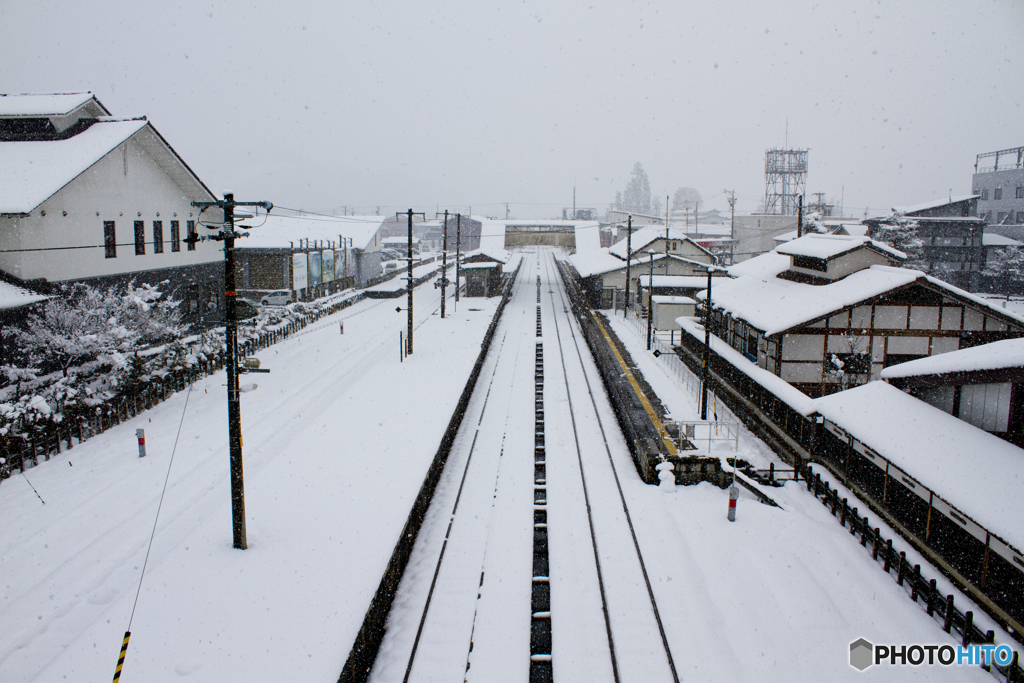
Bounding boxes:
136 429 146 458
727 485 738 522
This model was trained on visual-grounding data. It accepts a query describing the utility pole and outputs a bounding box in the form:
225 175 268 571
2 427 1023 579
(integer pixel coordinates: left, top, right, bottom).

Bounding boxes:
441 210 448 319
455 213 462 308
624 215 633 318
797 194 804 238
701 266 714 421
397 209 424 355
695 199 699 235
665 194 670 254
725 189 736 241
191 192 272 550
647 251 655 350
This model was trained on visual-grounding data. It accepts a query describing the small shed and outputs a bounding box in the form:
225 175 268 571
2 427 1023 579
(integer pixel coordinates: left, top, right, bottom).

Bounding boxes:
651 295 696 330
461 249 507 297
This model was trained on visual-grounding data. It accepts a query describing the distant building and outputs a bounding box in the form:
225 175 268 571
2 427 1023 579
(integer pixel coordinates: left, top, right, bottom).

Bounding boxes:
0 92 223 322
865 195 986 292
232 213 388 296
972 145 1024 241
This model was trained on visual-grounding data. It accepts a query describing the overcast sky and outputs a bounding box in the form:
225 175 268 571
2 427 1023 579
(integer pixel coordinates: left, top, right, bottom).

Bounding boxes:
2 0 1021 219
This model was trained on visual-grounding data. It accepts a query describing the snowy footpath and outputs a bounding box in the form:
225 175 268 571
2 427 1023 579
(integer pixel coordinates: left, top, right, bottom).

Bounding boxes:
0 280 501 682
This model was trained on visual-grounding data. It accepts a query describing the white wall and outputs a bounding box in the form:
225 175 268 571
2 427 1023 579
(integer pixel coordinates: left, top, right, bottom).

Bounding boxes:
0 131 221 282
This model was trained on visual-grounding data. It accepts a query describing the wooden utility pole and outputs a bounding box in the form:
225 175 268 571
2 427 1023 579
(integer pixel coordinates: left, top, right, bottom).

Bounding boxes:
441 210 448 319
624 215 633 318
701 266 713 420
397 209 425 355
665 194 669 254
797 194 804 238
191 193 272 550
647 251 655 350
455 213 462 307
725 190 736 241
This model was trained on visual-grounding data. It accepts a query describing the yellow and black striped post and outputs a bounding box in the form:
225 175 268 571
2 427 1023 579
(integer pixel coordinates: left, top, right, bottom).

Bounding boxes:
112 631 131 682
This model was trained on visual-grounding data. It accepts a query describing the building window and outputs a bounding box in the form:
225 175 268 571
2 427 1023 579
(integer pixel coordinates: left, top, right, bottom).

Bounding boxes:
170 220 180 252
994 188 1003 200
981 189 989 200
792 254 827 272
998 212 1007 224
1017 186 1023 199
153 221 163 254
104 221 116 258
134 220 145 255
1017 211 1024 224
187 220 197 251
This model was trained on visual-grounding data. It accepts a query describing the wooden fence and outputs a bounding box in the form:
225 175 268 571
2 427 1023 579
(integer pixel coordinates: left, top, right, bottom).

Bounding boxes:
0 292 367 481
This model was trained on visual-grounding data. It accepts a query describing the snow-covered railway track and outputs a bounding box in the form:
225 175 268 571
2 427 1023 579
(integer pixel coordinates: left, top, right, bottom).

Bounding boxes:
366 249 679 683
366 252 536 683
539 251 680 683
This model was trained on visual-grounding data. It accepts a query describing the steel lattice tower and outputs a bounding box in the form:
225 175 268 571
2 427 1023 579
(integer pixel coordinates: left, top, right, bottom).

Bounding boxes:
764 148 808 215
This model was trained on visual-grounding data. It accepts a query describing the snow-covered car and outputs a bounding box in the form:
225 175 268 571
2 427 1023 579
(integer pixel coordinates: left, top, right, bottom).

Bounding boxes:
260 290 291 306
382 261 401 274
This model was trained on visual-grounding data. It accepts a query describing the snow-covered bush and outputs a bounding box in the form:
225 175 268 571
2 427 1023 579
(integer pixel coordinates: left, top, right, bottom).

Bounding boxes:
870 210 924 267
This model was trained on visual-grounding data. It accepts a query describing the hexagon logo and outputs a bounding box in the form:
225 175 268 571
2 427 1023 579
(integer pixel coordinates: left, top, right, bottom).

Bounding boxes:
850 638 874 671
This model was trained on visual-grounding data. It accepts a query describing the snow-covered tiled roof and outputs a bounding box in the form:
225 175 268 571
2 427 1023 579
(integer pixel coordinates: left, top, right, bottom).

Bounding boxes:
811 381 1024 551
776 234 905 261
0 280 49 310
651 295 694 304
645 275 718 289
706 266 921 336
238 213 386 252
461 247 511 263
607 226 709 260
895 195 979 215
0 118 148 214
881 337 1024 379
709 259 1024 336
570 250 706 278
0 92 107 117
726 251 791 279
568 248 627 278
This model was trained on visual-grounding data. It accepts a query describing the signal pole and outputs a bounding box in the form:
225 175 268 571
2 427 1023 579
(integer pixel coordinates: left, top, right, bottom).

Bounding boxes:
191 192 272 550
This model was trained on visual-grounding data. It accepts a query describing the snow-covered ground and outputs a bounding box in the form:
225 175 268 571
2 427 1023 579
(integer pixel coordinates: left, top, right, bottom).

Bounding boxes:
0 277 500 682
0 249 1001 682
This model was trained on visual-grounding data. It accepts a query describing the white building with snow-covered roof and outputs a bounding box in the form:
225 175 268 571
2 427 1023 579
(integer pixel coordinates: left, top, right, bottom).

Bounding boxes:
0 92 223 318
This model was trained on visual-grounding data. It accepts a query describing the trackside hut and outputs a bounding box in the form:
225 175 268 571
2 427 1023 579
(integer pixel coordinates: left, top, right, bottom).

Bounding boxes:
702 234 1024 397
460 248 508 297
0 92 224 319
